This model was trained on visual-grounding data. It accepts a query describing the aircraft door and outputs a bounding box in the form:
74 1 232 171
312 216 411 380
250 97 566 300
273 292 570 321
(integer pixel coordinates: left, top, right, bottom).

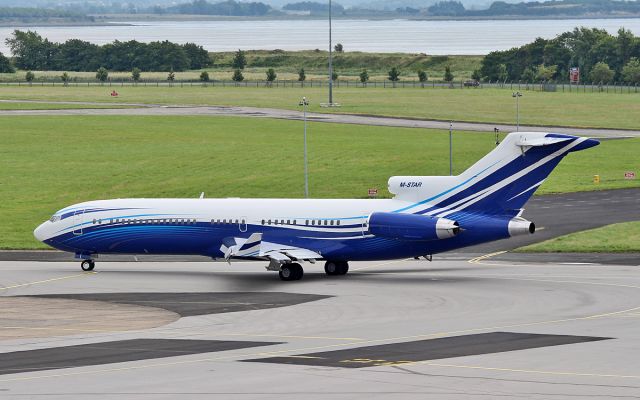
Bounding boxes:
72 209 84 235
239 216 247 232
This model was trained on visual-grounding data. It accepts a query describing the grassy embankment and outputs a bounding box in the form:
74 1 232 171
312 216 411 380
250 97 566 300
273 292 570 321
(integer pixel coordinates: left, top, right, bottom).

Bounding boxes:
0 52 483 82
0 102 133 110
1 86 639 130
1 115 638 249
517 222 640 253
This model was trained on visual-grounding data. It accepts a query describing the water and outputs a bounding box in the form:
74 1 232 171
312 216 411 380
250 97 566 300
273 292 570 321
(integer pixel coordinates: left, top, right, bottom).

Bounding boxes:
1 18 640 55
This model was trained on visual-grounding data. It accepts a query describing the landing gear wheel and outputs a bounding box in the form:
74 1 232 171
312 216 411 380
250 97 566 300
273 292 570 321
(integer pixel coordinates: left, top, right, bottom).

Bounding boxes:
325 261 349 276
279 263 303 281
81 260 95 271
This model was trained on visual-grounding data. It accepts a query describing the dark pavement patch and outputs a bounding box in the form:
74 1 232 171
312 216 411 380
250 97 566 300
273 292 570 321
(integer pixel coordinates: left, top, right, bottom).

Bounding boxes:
0 339 279 376
247 332 610 368
29 292 330 317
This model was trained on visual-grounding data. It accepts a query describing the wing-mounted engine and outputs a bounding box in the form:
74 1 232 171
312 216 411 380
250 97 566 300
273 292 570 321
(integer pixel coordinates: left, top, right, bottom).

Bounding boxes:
368 212 460 241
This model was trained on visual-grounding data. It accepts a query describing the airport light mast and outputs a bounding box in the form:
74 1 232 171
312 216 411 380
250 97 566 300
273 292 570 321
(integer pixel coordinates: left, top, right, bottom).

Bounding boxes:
299 97 310 198
328 0 333 105
512 91 522 131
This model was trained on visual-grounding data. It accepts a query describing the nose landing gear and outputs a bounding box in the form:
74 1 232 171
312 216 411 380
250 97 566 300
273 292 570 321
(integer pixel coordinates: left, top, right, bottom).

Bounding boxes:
81 260 95 271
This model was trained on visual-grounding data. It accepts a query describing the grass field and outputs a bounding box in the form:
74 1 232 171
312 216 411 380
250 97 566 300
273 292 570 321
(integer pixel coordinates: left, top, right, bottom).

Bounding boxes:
0 102 132 110
516 221 640 252
0 53 483 82
1 86 639 129
1 115 638 249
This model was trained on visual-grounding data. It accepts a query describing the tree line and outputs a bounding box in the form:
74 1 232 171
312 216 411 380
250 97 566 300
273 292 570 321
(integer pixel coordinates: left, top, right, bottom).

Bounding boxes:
479 27 640 84
428 0 640 17
4 30 211 72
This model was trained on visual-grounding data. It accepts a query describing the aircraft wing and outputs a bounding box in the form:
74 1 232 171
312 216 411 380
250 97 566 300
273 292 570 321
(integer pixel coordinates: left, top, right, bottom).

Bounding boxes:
220 233 321 263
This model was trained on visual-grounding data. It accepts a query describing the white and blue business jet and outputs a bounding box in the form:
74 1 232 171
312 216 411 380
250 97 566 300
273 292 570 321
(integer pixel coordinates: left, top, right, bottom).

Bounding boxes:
34 132 598 281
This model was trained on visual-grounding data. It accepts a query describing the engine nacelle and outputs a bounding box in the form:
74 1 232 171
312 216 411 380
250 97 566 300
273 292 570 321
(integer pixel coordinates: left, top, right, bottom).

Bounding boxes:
368 212 460 241
508 217 536 236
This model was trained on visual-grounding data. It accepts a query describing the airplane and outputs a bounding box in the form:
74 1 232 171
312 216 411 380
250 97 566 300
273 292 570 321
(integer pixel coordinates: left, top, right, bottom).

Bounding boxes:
34 132 598 281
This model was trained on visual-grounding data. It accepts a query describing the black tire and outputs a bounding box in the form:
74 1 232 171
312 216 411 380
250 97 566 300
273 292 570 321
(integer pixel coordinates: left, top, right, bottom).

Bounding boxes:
324 261 339 276
336 261 349 275
279 263 303 281
81 260 95 271
325 261 349 276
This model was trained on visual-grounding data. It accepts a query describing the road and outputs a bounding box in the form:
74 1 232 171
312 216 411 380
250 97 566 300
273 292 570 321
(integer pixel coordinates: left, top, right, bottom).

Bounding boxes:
1 100 638 138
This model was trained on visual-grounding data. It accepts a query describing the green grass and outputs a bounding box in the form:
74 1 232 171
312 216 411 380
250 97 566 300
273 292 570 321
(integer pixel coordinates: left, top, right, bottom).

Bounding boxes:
0 102 133 110
1 115 638 249
0 53 482 82
1 86 639 129
516 221 640 253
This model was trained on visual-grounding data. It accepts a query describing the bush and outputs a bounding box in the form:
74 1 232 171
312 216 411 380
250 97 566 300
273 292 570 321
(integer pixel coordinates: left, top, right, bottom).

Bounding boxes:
444 65 454 82
25 70 35 82
96 67 108 82
131 67 141 82
265 68 277 83
200 71 210 82
232 68 244 82
590 62 614 84
0 51 14 73
388 67 401 82
232 49 247 70
359 69 369 84
417 70 428 82
298 68 306 82
334 43 343 52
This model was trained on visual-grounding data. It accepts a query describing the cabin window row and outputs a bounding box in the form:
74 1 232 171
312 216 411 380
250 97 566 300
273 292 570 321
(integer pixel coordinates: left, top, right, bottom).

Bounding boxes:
92 218 197 225
211 219 245 225
259 219 341 226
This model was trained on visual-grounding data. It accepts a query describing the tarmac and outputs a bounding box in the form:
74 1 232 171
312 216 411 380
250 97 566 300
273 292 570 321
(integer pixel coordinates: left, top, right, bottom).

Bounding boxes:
0 257 639 399
0 100 638 138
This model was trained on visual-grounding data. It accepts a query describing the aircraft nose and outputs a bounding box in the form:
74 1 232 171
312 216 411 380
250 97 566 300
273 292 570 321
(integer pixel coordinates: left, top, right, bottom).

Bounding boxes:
33 222 48 242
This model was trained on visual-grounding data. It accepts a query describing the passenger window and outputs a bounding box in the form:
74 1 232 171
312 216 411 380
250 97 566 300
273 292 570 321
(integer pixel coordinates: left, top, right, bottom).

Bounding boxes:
337 220 341 226
305 220 309 225
287 220 290 225
330 220 334 225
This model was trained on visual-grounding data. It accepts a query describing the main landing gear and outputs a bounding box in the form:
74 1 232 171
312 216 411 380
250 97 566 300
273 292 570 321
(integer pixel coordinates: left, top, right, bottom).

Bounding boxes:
279 263 304 281
276 261 350 281
324 261 349 276
81 259 95 271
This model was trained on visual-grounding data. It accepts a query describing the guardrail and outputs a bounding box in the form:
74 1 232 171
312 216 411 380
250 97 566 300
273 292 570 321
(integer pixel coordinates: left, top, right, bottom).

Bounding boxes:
2 79 638 93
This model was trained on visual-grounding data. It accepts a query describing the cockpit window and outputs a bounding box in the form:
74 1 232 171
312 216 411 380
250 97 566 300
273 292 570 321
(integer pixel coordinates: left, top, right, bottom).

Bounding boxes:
49 215 61 222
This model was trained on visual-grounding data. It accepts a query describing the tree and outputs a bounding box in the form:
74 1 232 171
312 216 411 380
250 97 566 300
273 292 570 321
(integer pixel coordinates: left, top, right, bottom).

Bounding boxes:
200 71 210 82
443 65 454 82
265 68 277 85
535 64 557 81
590 61 614 84
497 63 508 82
331 71 338 81
25 70 35 83
60 72 70 86
521 66 536 82
232 49 247 70
5 30 58 70
131 67 141 82
0 51 14 73
622 58 640 84
96 67 108 82
334 43 343 52
471 69 481 81
359 69 369 84
417 70 428 84
388 67 400 87
298 68 306 82
167 70 176 81
232 68 244 82
182 42 211 69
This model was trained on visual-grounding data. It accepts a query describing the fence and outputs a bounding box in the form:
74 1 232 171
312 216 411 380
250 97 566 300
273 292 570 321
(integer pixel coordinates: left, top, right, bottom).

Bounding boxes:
2 79 639 93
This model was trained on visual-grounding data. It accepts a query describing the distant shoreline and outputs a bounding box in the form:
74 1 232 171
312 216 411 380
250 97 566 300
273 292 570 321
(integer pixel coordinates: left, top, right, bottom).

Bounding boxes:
1 13 640 27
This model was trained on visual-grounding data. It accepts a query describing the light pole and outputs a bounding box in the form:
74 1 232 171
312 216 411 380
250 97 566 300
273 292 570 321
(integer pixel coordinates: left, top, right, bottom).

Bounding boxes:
512 91 522 131
328 0 333 105
299 97 309 198
449 121 453 176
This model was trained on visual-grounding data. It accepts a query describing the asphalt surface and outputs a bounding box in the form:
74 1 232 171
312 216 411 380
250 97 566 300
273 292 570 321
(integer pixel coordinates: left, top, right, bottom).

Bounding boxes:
0 100 638 138
0 258 639 399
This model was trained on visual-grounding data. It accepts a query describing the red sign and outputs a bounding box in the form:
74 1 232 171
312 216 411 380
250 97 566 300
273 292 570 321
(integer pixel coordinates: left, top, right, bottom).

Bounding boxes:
368 188 378 197
624 171 636 179
570 67 580 83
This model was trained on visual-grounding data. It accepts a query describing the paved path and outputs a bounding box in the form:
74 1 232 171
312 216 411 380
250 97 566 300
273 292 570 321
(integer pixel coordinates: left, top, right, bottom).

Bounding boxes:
1 100 638 138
